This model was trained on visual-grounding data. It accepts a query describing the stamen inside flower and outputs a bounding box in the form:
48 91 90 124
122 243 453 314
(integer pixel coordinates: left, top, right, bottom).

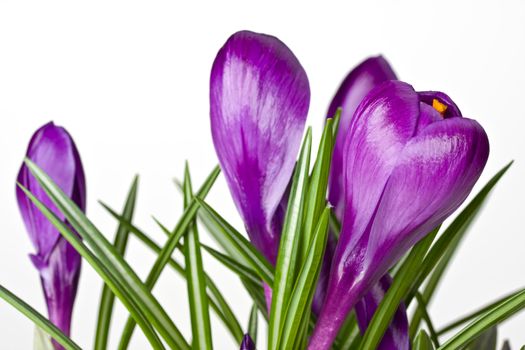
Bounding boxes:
432 98 448 116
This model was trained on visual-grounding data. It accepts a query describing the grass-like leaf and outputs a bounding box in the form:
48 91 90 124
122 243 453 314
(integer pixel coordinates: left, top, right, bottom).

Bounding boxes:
182 164 213 350
269 128 312 350
280 207 330 350
117 165 220 350
407 162 513 308
414 292 439 347
0 284 81 350
438 289 525 350
202 245 262 286
301 118 334 260
101 204 244 343
408 162 513 335
95 176 138 350
17 185 165 349
437 289 522 336
23 159 188 349
248 304 258 345
465 326 497 350
358 227 439 350
195 198 274 285
414 330 435 350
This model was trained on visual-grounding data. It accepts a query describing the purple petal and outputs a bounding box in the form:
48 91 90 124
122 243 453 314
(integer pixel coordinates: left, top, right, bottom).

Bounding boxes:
316 56 396 316
16 122 86 259
35 237 81 350
210 31 309 263
355 275 409 350
338 81 420 261
240 334 256 350
309 83 489 350
16 122 85 341
364 116 489 280
327 56 397 217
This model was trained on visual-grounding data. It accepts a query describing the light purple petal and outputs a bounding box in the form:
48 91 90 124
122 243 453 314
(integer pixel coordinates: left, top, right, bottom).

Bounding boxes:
355 275 409 350
327 56 397 216
210 30 309 262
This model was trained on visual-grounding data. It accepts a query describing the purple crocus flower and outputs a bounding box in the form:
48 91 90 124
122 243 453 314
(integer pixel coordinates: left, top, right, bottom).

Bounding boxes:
316 56 409 349
240 334 256 350
16 122 85 349
210 29 309 310
309 81 489 349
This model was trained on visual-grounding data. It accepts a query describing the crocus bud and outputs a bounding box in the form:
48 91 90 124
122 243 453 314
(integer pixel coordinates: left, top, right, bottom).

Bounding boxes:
210 30 310 265
309 81 489 349
16 122 85 349
314 56 398 314
314 57 409 349
240 334 256 350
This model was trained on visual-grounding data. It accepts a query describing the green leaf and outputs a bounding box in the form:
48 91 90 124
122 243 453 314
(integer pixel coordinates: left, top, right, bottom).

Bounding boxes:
196 198 274 285
413 292 440 347
280 207 330 350
358 227 439 350
269 128 312 350
438 289 521 336
438 288 525 350
414 330 435 350
34 327 56 350
95 176 139 350
465 326 497 350
18 184 165 350
248 304 259 345
116 165 220 350
407 162 513 310
301 119 334 260
0 284 81 350
23 159 188 350
183 164 213 350
202 244 261 286
101 204 243 343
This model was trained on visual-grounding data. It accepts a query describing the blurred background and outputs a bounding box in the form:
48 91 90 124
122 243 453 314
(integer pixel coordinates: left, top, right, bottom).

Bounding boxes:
1 1 524 348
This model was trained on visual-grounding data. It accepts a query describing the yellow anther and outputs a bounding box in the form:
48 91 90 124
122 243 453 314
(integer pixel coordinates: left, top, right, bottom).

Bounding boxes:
432 99 448 116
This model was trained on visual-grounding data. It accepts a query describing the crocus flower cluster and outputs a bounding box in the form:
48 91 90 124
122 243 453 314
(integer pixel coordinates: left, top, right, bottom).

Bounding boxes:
16 122 85 350
210 31 489 350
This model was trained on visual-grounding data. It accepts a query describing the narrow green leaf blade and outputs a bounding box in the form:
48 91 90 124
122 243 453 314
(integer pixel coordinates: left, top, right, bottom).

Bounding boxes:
116 166 220 350
465 326 497 350
358 227 439 350
301 119 333 259
248 304 259 345
269 128 312 350
0 284 81 350
438 289 525 350
407 162 513 308
95 176 139 350
280 207 330 350
18 185 165 349
24 159 189 350
183 164 213 350
414 330 435 350
101 203 244 343
196 198 274 285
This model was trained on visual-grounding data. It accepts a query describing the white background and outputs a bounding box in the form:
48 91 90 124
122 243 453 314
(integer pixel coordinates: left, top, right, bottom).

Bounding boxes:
1 1 524 349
